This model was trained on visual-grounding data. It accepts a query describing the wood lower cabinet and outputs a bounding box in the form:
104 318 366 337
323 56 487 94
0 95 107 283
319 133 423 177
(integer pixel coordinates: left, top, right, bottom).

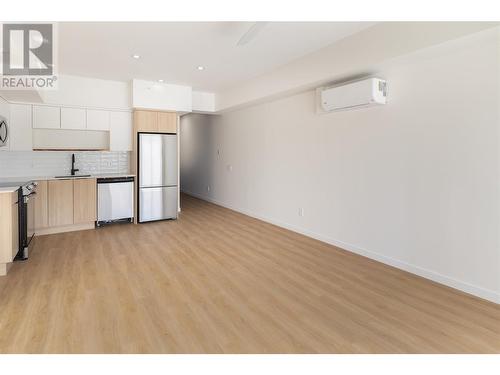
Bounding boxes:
0 191 19 274
73 178 96 224
36 178 97 234
34 180 48 230
48 179 74 227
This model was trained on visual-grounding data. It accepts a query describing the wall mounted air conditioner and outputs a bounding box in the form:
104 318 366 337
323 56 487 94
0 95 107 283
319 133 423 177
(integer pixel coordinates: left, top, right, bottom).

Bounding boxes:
319 78 387 112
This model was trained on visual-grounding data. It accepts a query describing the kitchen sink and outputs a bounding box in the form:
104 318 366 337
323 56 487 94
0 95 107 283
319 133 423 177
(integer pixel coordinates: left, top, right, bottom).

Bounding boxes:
54 175 91 179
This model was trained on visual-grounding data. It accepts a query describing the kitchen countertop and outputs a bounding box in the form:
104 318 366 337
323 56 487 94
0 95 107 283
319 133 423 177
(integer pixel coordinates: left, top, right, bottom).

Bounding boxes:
0 186 20 193
0 173 135 192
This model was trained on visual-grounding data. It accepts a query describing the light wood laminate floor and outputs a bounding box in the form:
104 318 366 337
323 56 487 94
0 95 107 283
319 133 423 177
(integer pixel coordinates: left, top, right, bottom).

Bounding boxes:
0 194 499 353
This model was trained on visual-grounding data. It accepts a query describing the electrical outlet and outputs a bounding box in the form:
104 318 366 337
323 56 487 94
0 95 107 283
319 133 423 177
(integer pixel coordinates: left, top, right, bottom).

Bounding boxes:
207 185 210 192
226 164 233 172
298 208 304 217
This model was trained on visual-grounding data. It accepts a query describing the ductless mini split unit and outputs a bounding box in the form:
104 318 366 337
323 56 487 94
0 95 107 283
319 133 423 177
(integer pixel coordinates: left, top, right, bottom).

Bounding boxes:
318 77 387 112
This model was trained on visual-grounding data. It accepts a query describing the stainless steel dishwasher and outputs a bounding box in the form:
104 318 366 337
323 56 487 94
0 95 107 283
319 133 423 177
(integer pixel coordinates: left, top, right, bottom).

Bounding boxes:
97 176 134 226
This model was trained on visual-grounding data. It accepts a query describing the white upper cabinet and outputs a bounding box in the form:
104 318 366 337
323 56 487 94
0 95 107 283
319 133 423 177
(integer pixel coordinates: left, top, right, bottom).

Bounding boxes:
24 104 131 151
61 107 87 130
32 105 60 129
9 104 32 151
109 111 132 151
87 109 110 131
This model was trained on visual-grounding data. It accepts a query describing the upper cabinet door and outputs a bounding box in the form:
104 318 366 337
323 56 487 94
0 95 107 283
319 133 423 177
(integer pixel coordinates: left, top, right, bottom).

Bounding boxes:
157 112 177 133
87 109 110 131
32 105 60 129
109 111 132 151
9 104 32 151
134 110 158 132
61 107 87 130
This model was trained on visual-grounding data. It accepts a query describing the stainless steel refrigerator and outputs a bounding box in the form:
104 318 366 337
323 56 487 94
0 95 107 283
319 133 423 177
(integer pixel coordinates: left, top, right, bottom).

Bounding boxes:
138 133 178 223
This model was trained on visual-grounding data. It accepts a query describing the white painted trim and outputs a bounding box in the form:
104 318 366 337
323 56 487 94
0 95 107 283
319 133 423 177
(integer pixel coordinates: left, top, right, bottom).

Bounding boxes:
182 189 500 305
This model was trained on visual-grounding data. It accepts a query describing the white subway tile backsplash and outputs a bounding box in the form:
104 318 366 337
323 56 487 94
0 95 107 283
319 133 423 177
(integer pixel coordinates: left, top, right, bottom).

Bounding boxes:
0 151 130 177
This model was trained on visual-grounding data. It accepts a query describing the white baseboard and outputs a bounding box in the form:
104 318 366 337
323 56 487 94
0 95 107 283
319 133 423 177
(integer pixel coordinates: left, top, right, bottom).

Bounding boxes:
181 189 500 305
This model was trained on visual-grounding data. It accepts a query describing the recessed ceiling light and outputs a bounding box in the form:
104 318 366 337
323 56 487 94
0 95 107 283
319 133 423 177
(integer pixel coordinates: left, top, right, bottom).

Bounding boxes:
197 66 205 71
132 54 140 59
158 79 164 83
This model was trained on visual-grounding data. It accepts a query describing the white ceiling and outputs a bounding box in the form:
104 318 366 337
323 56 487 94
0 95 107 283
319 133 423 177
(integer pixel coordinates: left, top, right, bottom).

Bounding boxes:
58 22 374 92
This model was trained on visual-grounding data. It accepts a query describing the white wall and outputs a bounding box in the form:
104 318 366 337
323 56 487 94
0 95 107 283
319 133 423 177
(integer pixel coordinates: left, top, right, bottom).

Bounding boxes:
215 22 498 112
132 79 192 112
192 91 216 113
180 28 500 303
